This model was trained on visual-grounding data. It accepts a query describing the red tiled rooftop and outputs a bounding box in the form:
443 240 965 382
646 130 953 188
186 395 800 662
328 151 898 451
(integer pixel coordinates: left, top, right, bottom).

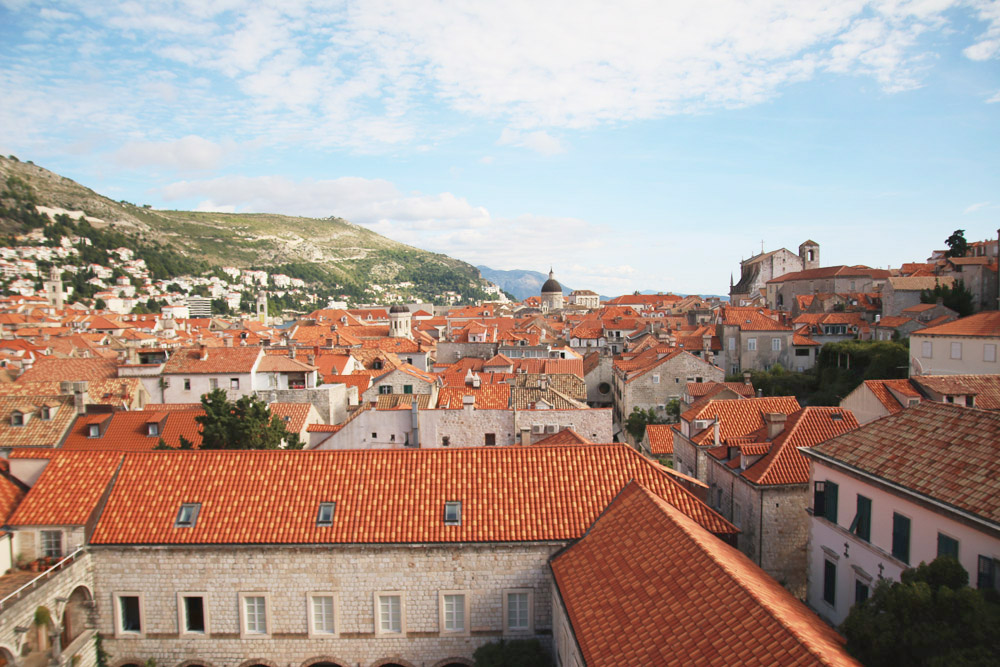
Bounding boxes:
682 396 802 445
61 409 204 451
645 424 674 455
912 311 1000 337
8 451 124 526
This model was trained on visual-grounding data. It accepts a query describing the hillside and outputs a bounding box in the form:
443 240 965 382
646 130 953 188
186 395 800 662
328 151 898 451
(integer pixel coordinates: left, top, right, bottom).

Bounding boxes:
0 155 490 304
476 265 574 301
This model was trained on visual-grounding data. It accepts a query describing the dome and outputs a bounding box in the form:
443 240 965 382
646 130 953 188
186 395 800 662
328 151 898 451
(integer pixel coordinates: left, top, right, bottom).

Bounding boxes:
541 268 562 294
389 304 409 314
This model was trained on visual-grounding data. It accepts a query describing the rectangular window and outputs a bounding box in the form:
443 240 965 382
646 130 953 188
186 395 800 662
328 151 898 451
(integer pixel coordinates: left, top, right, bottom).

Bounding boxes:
241 594 268 636
728 338 735 351
113 592 144 637
209 378 219 390
855 579 869 605
747 338 757 351
88 423 100 438
922 341 933 358
40 530 62 558
652 374 660 384
147 422 159 436
444 501 462 525
504 590 532 633
951 342 962 360
178 593 207 634
977 556 999 590
230 378 240 390
441 592 467 634
376 593 403 635
823 560 836 606
175 503 201 528
892 513 911 564
733 502 743 528
308 593 337 637
772 337 781 351
379 385 392 394
937 533 959 560
403 384 413 394
183 378 191 390
484 433 496 446
850 495 872 542
985 344 997 363
316 502 335 526
814 481 838 523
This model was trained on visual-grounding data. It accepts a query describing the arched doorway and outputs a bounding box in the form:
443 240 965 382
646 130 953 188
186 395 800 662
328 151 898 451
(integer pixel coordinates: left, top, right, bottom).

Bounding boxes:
0 647 15 667
60 585 93 649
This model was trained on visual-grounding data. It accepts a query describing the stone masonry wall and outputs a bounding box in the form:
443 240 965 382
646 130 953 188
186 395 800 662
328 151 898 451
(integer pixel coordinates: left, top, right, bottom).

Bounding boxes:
92 542 561 667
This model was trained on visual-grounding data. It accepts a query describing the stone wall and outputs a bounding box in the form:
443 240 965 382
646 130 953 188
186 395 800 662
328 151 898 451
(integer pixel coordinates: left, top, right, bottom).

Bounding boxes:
92 543 560 667
436 343 497 364
617 353 723 424
255 386 347 425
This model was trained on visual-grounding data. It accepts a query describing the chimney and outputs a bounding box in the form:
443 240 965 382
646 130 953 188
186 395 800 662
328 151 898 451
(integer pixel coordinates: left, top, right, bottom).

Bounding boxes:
325 337 334 348
199 344 208 361
462 394 475 413
539 377 548 391
472 373 481 389
713 419 720 446
73 381 89 415
289 347 296 360
520 427 531 446
224 337 232 348
763 412 787 439
743 371 751 386
410 402 419 447
307 353 316 366
59 380 73 394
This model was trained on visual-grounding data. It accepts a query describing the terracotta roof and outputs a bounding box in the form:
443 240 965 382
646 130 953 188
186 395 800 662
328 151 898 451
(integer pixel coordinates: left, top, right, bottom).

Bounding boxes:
375 394 433 410
88 445 735 544
804 402 1000 525
873 316 914 328
792 333 821 346
327 374 371 394
8 451 124 526
717 306 791 331
0 473 25 523
532 428 593 445
17 357 119 382
437 384 511 410
0 395 77 448
912 311 1000 337
257 355 317 372
859 379 920 415
61 409 204 451
741 407 859 486
306 423 342 433
551 482 859 667
162 346 261 374
767 265 889 283
900 303 937 313
886 276 955 292
645 424 674 455
269 403 314 434
910 374 1000 411
686 381 754 399
0 378 144 407
681 396 802 445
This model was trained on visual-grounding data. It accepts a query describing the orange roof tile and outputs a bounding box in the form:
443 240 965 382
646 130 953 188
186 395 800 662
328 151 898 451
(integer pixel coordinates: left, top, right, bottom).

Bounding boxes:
686 381 755 399
913 311 1000 337
162 346 261 374
0 474 25 523
532 428 593 445
61 409 204 451
682 396 802 445
551 482 859 667
88 445 735 545
645 424 674 454
910 374 1000 411
8 451 124 526
437 384 511 410
269 403 314 434
17 357 119 383
717 306 792 331
741 408 859 486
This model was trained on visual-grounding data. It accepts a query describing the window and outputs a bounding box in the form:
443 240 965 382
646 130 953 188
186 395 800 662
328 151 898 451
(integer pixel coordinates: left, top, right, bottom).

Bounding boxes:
209 378 219 390
316 502 335 526
922 341 933 358
795 348 810 357
855 579 869 605
652 374 660 384
986 344 997 363
978 556 999 590
442 436 450 446
440 591 469 635
823 560 836 606
892 513 911 564
937 533 959 560
484 433 496 446
175 503 201 528
40 530 62 558
178 593 208 635
183 378 191 390
444 501 462 525
504 589 533 634
88 423 100 438
40 406 51 420
849 495 872 542
728 338 735 351
747 338 757 351
240 593 269 637
308 592 338 637
950 342 962 360
113 592 144 637
147 422 159 436
771 338 781 351
813 481 838 523
375 592 403 635
403 384 413 394
230 378 240 390
10 411 23 427
379 385 392 395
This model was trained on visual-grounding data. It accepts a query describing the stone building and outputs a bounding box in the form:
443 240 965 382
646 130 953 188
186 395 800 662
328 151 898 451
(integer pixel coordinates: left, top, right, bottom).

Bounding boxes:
540 269 563 313
715 306 794 374
730 240 819 306
765 265 889 312
611 347 724 428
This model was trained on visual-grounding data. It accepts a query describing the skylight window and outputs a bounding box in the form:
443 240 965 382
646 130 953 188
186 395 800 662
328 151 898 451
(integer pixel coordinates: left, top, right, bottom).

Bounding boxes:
316 502 335 526
444 501 462 526
175 503 201 528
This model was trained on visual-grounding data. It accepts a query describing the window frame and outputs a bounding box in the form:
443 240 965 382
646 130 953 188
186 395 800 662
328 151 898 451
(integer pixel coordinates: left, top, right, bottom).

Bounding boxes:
822 559 837 607
849 495 871 542
985 344 997 363
937 532 959 560
444 501 462 525
747 337 757 351
503 588 534 635
113 591 145 638
177 591 210 636
921 340 933 358
316 502 336 526
238 592 271 639
374 591 405 636
175 503 201 528
40 530 62 559
379 385 393 395
147 422 159 437
209 378 219 390
230 377 240 390
439 590 470 636
88 423 100 438
950 341 962 360
771 337 781 351
892 513 911 564
307 591 339 638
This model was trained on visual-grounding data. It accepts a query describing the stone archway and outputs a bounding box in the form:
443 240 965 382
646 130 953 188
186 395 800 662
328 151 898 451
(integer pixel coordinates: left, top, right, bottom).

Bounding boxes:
301 658 349 667
236 660 279 667
60 585 93 649
369 660 418 667
110 660 144 667
0 646 15 667
177 662 216 667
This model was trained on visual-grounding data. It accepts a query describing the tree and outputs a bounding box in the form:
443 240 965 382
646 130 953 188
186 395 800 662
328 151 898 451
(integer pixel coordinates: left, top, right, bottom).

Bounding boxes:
625 406 659 442
841 556 1000 667
195 389 302 450
473 638 552 667
945 229 969 258
921 279 975 317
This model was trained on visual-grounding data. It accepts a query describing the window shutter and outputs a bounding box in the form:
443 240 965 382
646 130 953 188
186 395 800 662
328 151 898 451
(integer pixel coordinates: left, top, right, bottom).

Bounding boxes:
825 482 839 523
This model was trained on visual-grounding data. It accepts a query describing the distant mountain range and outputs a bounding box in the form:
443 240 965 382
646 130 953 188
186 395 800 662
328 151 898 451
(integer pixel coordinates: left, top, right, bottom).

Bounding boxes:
476 266 577 301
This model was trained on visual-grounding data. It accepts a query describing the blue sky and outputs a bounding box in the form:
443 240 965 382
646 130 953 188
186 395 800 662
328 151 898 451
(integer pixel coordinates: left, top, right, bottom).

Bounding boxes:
1 1 998 296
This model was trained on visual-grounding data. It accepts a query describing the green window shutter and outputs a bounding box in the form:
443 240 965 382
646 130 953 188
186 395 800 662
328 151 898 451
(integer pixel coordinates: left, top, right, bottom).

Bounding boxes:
825 481 839 524
937 533 959 560
892 513 911 564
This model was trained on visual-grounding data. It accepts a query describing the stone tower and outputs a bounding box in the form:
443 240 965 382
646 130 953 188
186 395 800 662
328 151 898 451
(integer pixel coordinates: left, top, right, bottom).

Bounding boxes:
389 304 413 339
540 268 564 312
44 266 64 310
799 241 820 271
256 292 268 325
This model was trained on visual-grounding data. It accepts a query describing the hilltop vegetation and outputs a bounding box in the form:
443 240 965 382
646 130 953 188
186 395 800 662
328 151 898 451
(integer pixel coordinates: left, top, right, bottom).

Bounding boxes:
0 155 490 304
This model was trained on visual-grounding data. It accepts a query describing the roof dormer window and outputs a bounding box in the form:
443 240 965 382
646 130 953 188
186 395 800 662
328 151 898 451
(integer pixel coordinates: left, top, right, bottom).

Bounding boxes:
444 501 462 526
316 502 335 526
147 422 160 436
40 405 55 420
88 423 100 438
10 411 24 427
175 503 201 528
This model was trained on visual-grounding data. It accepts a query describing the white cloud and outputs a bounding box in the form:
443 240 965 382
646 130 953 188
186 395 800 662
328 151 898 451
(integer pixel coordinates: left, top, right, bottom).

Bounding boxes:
497 129 565 155
987 90 1000 103
964 201 990 214
113 135 229 171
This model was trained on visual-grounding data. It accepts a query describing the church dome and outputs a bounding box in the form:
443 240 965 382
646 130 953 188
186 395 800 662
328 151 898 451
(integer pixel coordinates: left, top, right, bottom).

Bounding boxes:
389 304 409 314
541 269 562 294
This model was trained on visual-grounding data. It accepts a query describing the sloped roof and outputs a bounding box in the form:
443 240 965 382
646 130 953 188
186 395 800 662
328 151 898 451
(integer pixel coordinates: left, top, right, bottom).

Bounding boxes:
162 346 261 374
61 409 204 451
681 396 801 445
88 445 735 544
859 379 920 415
804 402 1000 525
532 428 593 446
257 355 317 372
886 276 955 292
8 451 124 526
550 482 858 667
0 473 25 523
17 357 119 382
910 374 1000 411
269 403 314 434
686 381 754 399
437 384 511 410
644 424 674 454
717 307 791 331
767 265 888 284
0 394 77 448
912 311 1000 337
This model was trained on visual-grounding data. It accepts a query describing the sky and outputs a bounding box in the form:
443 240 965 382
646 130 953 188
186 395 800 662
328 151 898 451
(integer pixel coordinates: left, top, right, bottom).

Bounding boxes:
1 1 999 297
